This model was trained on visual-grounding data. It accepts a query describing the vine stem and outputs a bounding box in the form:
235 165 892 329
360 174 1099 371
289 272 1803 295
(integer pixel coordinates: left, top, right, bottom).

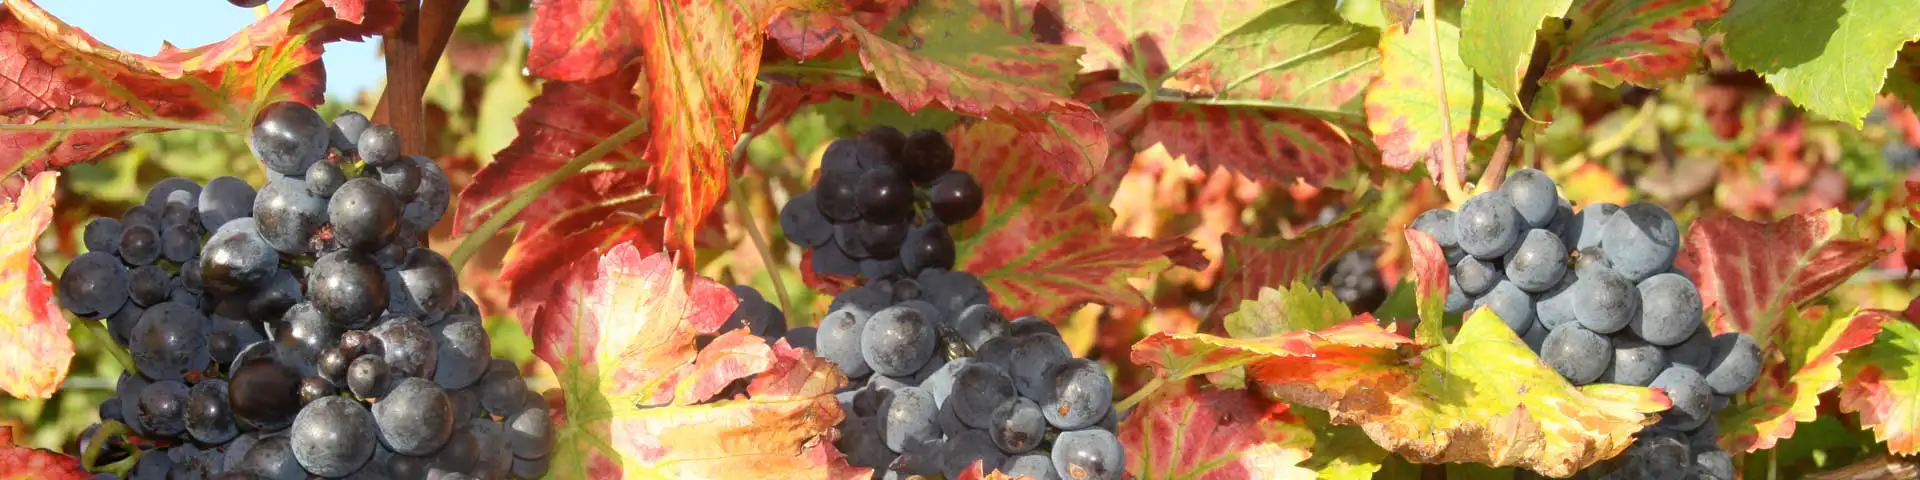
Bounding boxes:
1114 377 1164 414
1479 38 1554 190
447 121 649 271
74 315 136 377
730 87 794 320
1419 0 1466 202
80 420 128 472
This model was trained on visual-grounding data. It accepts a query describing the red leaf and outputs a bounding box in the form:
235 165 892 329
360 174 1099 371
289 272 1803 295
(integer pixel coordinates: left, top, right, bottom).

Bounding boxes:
0 172 65 400
1404 229 1449 344
0 427 85 480
1719 307 1888 452
1680 210 1889 341
0 0 396 174
1122 102 1368 186
948 122 1200 319
533 245 858 478
1131 318 1409 382
525 0 644 81
1839 314 1920 454
1207 204 1386 325
1118 381 1318 479
1545 0 1728 87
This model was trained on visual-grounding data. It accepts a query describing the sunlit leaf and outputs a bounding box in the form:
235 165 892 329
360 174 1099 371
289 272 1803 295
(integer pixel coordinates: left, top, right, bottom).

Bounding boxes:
1132 318 1409 382
0 427 85 480
1458 0 1572 106
1364 17 1512 179
1208 202 1385 324
1679 210 1888 344
0 172 64 400
1720 0 1920 126
1839 314 1920 454
1719 307 1888 452
1119 380 1318 479
1545 0 1727 87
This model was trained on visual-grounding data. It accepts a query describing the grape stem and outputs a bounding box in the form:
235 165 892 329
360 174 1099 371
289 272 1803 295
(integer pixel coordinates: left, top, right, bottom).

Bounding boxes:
447 121 650 271
79 420 128 471
72 315 138 377
1114 376 1163 414
1418 0 1466 203
1479 37 1554 191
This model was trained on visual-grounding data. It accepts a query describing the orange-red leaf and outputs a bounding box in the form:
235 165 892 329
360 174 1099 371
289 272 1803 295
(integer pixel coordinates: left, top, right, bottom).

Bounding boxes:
1132 317 1409 383
1120 102 1368 186
525 0 644 81
1208 204 1385 325
0 427 85 480
0 0 395 174
1679 210 1888 343
1839 313 1920 454
534 244 858 479
1546 0 1727 87
1119 380 1318 479
0 172 65 400
1720 307 1888 452
948 122 1201 319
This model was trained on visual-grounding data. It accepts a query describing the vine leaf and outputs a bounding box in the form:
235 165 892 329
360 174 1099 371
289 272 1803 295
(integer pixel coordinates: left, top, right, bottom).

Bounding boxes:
1717 307 1888 452
0 0 397 175
947 122 1202 320
0 172 64 400
1544 0 1727 87
1249 309 1669 478
1364 16 1513 178
533 245 860 479
1839 313 1920 454
1677 210 1888 346
1118 380 1319 479
1207 201 1385 324
1457 0 1572 107
0 427 86 480
1719 0 1920 126
1058 0 1379 185
1131 316 1410 383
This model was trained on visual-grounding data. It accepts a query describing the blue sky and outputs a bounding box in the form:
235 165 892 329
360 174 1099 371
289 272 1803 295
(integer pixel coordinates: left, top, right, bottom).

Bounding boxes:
17 0 386 99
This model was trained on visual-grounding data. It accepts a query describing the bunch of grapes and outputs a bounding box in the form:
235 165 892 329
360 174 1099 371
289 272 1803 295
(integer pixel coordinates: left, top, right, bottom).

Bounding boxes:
779 126 984 280
57 102 553 480
1410 169 1759 480
807 270 1123 480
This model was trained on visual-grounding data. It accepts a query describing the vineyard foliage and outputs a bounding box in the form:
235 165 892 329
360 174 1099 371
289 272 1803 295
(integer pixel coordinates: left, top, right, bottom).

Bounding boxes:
2 0 1920 478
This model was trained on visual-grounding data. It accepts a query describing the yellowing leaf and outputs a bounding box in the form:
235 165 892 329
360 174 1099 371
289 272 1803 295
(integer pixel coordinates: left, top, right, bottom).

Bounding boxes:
1365 16 1513 177
0 172 66 400
1210 202 1386 325
1120 380 1319 480
1133 318 1409 382
1720 307 1888 452
1458 0 1572 106
1249 309 1668 478
1840 314 1920 454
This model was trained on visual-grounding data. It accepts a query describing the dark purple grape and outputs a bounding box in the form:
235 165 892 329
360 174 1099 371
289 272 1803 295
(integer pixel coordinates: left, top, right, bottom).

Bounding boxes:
857 165 914 224
901 129 955 184
901 224 956 274
358 124 403 167
815 168 864 223
929 171 983 223
329 178 402 252
250 101 330 175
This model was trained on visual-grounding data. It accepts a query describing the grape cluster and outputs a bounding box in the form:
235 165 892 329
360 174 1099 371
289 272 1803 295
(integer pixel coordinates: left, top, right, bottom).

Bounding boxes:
810 271 1123 480
58 102 553 480
1410 169 1758 480
780 126 984 280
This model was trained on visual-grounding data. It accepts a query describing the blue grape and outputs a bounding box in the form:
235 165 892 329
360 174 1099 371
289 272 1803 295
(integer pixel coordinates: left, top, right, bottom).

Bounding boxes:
432 317 492 390
122 205 159 231
1003 453 1061 480
329 178 402 252
780 191 834 248
1041 358 1112 430
127 265 170 306
131 303 210 382
106 303 142 346
377 161 422 199
988 397 1046 454
291 396 378 477
1632 273 1702 346
373 378 455 456
901 224 956 274
882 386 940 453
1444 276 1470 314
84 218 123 254
1503 229 1568 292
159 224 200 264
1534 273 1578 330
951 362 1015 429
1599 203 1681 282
1600 337 1669 386
1522 319 1549 352
1703 333 1760 395
938 429 1007 480
1540 325 1609 385
815 308 873 378
862 306 937 376
834 416 896 469
1668 328 1712 371
357 124 403 167
506 404 553 459
1694 448 1733 480
1651 366 1712 430
1455 192 1523 259
953 304 1009 349
860 258 908 280
331 111 369 151
348 354 392 398
400 155 451 236
119 224 160 265
146 177 202 212
198 176 256 232
918 268 990 320
919 357 971 408
1501 168 1559 228
371 319 439 381
1472 281 1534 333
1410 208 1458 248
1009 316 1061 338
812 241 860 276
309 250 389 328
1052 429 1124 480
1005 334 1071 400
136 380 191 437
1563 202 1620 250
392 248 458 318
253 177 326 255
58 251 129 317
783 326 817 351
1573 266 1639 334
250 102 330 175
201 218 281 294
1454 256 1503 296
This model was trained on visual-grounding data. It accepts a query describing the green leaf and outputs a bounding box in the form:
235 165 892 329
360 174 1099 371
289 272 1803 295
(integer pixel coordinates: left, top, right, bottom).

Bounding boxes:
1547 0 1726 87
1720 0 1920 126
1838 312 1920 454
1225 282 1356 339
1364 17 1513 176
1458 0 1572 107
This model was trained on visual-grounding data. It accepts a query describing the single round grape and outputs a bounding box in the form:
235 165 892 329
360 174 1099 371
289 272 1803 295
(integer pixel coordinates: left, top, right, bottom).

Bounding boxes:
373 378 455 456
58 251 130 317
861 125 907 162
1041 358 1112 430
131 303 210 382
1540 325 1610 385
1503 229 1568 292
128 265 170 306
200 219 282 294
105 304 143 347
815 168 864 223
902 129 955 184
119 224 161 265
1472 281 1534 334
929 171 984 224
331 111 370 152
952 362 1016 429
228 358 302 432
290 395 377 477
1410 208 1459 249
159 224 200 264
358 124 403 167
303 250 389 330
1534 273 1578 330
814 308 873 378
1573 267 1640 334
136 380 191 438
506 405 554 460
318 348 351 384
1052 429 1124 480
1003 453 1060 480
857 165 915 224
1501 168 1560 228
272 303 342 368
378 161 422 198
1563 202 1620 250
988 397 1045 454
1456 193 1524 259
859 220 909 260
953 304 1010 350
1599 203 1682 282
400 155 451 235
881 386 940 453
833 222 872 259
1454 256 1502 296
305 160 347 198
348 354 392 398
1599 337 1669 386
1651 366 1712 430
250 177 325 255
330 178 403 252
862 306 937 376
250 101 330 175
1704 333 1761 395
901 224 956 274
371 318 439 380
1005 334 1071 400
432 318 492 390
84 217 124 254
193 176 256 233
297 376 335 406
146 177 203 212
778 191 834 248
1633 273 1702 346
394 248 458 316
